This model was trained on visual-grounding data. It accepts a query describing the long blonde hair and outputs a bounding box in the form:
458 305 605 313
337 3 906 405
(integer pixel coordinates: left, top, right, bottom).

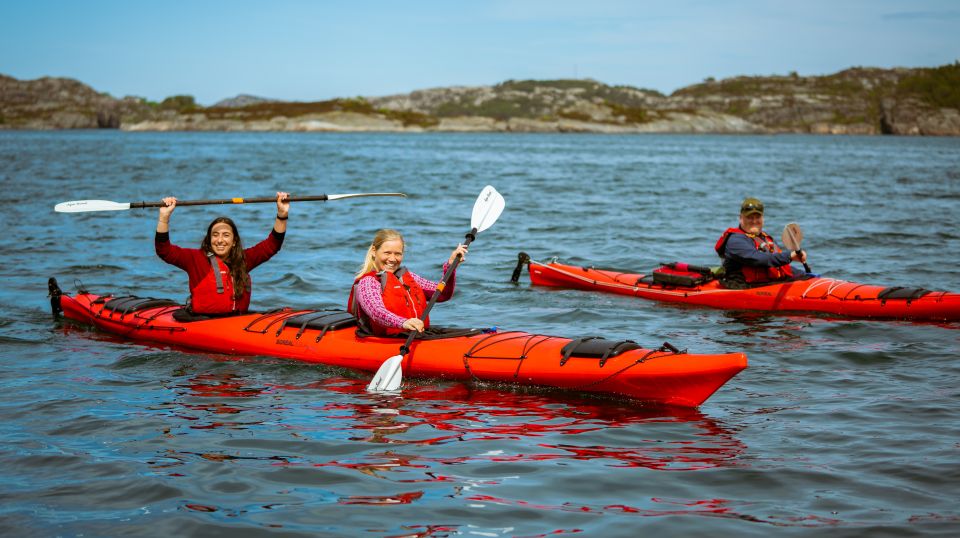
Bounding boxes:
355 228 405 279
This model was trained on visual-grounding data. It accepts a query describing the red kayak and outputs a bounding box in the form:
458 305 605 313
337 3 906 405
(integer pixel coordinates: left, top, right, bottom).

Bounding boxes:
49 279 747 408
515 253 960 321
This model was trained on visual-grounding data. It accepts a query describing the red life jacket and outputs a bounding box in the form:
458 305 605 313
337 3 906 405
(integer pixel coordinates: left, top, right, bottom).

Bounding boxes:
190 253 251 314
348 267 429 336
715 227 794 283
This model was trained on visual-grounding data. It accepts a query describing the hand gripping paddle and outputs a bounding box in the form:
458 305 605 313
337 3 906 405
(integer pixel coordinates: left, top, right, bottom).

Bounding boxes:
782 222 812 273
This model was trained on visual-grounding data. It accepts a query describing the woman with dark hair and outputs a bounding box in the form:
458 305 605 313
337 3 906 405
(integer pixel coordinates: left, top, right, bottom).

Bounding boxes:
348 228 467 336
155 192 290 315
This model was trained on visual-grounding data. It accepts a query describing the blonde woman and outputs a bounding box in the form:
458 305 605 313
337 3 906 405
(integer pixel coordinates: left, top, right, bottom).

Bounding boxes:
348 229 467 336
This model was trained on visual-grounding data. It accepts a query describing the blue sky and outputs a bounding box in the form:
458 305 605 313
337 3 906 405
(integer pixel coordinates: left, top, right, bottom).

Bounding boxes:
2 0 958 105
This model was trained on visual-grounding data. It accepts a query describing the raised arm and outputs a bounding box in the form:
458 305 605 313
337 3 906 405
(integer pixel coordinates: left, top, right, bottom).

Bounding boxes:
157 196 177 233
725 233 792 268
274 191 290 233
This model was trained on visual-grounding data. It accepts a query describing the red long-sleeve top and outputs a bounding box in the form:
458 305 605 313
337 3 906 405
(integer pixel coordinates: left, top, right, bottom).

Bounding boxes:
155 230 284 314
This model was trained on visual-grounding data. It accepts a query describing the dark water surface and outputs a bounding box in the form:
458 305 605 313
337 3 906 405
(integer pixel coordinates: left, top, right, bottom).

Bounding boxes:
1 131 959 537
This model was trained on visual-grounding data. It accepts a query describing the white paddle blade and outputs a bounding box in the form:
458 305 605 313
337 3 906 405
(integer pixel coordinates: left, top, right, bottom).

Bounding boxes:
55 200 132 213
367 355 403 392
326 192 407 201
471 185 505 233
782 222 804 251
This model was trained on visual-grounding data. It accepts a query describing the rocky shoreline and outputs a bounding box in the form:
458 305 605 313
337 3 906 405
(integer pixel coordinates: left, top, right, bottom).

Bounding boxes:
2 64 958 135
120 109 762 134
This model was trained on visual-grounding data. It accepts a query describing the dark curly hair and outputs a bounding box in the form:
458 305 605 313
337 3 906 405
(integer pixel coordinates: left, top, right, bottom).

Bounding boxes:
200 217 249 300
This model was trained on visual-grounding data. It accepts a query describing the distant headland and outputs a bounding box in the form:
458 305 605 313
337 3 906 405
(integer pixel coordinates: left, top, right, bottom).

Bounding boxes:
2 63 958 135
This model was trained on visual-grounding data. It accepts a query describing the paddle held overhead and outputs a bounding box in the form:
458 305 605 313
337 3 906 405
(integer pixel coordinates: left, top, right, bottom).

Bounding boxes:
54 193 407 213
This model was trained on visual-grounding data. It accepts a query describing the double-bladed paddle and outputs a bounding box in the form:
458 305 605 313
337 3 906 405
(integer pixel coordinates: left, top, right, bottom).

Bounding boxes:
54 193 407 213
782 222 812 273
367 185 506 392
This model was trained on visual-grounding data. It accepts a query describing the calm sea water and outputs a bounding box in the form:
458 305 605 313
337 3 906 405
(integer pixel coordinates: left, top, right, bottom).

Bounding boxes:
1 131 959 537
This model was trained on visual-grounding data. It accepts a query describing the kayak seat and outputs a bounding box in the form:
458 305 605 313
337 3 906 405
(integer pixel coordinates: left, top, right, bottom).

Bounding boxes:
877 287 932 301
718 274 812 290
560 336 641 367
99 295 180 316
172 308 249 322
414 327 487 340
355 325 486 340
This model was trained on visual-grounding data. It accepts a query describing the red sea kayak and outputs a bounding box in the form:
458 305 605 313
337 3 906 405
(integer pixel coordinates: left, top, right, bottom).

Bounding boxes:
516 254 960 321
49 279 747 408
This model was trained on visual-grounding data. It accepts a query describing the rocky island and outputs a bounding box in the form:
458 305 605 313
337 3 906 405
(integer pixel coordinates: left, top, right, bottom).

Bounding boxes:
2 63 958 135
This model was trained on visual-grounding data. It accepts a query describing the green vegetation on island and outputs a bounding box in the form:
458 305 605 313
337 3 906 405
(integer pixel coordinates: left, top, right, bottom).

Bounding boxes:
1 63 958 135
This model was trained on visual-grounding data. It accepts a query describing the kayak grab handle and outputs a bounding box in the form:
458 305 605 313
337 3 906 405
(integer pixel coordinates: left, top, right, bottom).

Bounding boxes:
48 277 63 318
659 342 682 354
510 252 531 283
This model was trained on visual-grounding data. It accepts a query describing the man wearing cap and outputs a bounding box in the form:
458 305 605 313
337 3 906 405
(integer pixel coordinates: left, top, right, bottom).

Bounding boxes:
714 197 808 288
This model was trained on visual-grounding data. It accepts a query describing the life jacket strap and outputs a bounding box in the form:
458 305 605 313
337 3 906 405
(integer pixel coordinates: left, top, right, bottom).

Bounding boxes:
206 252 224 294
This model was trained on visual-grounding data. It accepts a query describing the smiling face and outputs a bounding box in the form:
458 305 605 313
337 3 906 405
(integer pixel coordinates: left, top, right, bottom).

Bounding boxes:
373 238 404 273
209 222 236 258
739 212 764 235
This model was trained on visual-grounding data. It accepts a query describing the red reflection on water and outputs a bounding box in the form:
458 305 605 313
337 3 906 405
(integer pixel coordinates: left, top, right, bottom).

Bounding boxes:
465 494 843 527
486 442 739 471
380 526 583 538
381 525 462 538
163 371 278 430
300 451 438 479
339 490 424 505
908 513 960 523
292 382 747 475
180 372 265 399
184 503 217 512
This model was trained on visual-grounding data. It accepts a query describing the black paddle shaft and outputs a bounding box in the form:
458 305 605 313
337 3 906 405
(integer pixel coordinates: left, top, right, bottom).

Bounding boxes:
129 195 328 209
399 228 477 355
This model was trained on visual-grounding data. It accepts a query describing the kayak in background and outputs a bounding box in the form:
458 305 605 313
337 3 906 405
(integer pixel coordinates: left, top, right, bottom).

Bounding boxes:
49 278 747 408
513 253 960 322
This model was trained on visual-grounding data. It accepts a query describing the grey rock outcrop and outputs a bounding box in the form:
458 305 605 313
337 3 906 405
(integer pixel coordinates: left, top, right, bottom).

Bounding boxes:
0 74 153 129
211 94 277 108
3 64 958 135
